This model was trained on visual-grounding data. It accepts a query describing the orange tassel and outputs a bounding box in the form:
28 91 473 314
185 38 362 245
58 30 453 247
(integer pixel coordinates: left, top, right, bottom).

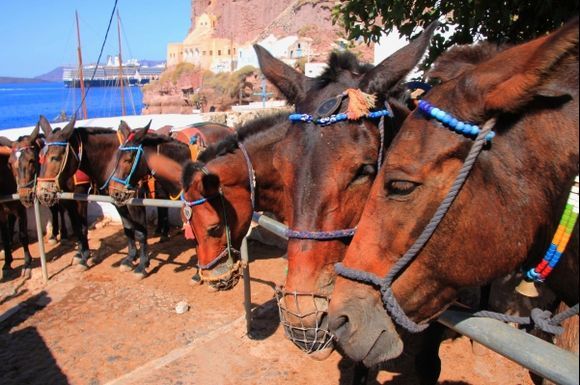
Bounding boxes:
345 89 377 120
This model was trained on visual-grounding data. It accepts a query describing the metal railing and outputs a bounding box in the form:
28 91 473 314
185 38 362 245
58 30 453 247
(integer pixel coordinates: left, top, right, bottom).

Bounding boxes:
1 194 577 384
248 213 579 385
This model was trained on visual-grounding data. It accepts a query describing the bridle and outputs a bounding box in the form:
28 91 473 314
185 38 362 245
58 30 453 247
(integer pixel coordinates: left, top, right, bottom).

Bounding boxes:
11 144 38 207
277 89 395 354
181 141 256 290
335 98 578 334
36 133 83 206
102 131 156 204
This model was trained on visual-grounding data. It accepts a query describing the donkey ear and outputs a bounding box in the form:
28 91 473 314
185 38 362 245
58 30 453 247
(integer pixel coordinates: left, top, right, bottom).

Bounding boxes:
0 136 13 148
29 122 40 142
132 124 150 144
200 173 220 197
61 116 76 139
181 161 221 198
254 44 308 104
39 115 53 137
360 21 438 95
483 18 578 113
118 120 131 142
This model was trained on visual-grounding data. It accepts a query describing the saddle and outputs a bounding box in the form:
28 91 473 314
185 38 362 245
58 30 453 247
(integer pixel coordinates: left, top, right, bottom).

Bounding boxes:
170 124 209 161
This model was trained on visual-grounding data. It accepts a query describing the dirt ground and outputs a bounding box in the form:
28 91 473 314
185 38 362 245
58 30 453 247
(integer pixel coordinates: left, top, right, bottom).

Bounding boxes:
0 222 539 385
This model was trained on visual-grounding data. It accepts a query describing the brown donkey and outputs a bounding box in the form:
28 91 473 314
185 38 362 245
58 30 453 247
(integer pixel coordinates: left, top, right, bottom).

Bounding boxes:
328 19 579 378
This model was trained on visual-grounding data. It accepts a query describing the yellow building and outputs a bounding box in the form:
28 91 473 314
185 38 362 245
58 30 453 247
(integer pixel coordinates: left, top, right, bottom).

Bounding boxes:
167 13 237 72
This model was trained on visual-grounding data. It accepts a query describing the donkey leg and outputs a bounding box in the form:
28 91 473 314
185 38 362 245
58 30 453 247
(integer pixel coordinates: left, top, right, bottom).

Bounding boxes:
64 201 90 269
59 204 69 241
0 218 14 280
17 205 33 278
131 206 149 279
414 323 444 385
117 206 138 271
156 207 170 243
48 206 59 245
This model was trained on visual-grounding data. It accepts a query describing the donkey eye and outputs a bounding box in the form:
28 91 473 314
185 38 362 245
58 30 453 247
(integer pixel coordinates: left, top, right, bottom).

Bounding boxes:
207 224 223 237
352 164 376 184
386 180 420 196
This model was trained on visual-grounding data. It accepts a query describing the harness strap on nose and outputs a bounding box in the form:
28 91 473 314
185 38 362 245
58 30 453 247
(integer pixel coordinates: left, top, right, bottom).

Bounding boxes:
335 118 497 333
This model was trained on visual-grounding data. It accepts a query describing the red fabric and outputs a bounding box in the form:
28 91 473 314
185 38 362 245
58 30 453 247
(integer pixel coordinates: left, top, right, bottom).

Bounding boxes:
184 223 196 241
74 169 91 185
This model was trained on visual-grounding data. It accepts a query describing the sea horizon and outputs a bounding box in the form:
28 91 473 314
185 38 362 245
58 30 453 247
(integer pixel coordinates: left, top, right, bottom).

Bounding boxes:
0 81 143 131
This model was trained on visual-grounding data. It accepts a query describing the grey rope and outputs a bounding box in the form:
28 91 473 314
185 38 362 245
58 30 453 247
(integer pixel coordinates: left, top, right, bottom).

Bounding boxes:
336 118 497 333
473 303 579 335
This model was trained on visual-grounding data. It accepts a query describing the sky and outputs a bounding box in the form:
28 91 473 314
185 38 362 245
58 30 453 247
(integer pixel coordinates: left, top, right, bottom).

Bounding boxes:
0 0 191 78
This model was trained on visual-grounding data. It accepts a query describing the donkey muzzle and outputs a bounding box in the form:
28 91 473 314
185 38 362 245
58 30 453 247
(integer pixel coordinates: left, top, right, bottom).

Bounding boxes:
109 185 136 206
275 287 335 357
18 187 35 208
36 182 60 207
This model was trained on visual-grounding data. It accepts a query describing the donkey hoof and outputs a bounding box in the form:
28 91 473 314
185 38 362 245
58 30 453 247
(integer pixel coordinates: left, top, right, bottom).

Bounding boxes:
88 257 99 266
48 238 58 246
159 235 170 243
71 256 82 265
119 263 133 272
133 271 147 280
76 262 89 272
21 268 32 280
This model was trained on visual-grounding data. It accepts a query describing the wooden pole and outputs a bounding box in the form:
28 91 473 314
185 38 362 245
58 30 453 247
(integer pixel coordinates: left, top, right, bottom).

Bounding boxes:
75 10 88 120
117 10 126 116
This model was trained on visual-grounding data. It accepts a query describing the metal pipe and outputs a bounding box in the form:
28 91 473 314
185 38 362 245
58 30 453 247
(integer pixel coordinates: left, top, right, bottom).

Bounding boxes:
56 192 184 209
241 231 252 335
0 194 21 204
33 198 49 283
439 310 579 385
251 212 288 240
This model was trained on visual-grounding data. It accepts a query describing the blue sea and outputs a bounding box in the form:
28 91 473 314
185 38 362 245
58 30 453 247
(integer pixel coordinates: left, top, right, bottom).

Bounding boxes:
0 82 143 130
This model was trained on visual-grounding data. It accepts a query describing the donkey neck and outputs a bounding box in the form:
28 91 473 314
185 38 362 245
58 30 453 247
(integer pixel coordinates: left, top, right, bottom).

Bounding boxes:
78 131 120 186
147 140 191 196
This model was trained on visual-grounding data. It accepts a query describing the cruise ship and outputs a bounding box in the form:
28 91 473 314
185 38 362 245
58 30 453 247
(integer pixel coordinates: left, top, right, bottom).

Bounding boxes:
63 56 165 88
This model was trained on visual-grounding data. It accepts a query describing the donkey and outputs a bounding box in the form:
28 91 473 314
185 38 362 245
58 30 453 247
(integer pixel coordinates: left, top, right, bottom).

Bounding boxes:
254 24 441 367
0 139 33 280
106 120 233 277
149 113 291 290
328 18 579 381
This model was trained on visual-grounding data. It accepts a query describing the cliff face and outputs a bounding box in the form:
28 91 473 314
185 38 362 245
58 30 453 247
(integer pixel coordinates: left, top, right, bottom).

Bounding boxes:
144 0 374 115
190 0 353 56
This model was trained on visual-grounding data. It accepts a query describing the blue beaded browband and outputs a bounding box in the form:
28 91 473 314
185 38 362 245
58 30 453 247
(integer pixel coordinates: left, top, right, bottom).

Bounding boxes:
418 100 496 142
289 110 392 126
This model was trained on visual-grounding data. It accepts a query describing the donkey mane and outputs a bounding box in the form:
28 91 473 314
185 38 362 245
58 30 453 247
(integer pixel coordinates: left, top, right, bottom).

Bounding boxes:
197 112 288 163
77 126 116 135
428 42 507 83
316 51 374 89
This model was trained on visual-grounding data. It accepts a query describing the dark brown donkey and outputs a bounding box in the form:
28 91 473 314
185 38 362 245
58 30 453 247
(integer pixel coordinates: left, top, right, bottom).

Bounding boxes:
0 138 33 280
35 118 152 272
328 19 579 377
106 120 233 277
149 113 290 290
253 24 441 366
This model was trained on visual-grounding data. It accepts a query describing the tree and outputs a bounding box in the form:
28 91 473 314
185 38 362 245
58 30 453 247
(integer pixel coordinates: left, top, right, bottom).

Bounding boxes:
332 0 579 67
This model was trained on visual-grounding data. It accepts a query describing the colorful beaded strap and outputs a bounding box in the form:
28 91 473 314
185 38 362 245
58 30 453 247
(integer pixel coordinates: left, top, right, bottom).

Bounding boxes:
525 175 579 282
418 100 496 142
289 110 392 126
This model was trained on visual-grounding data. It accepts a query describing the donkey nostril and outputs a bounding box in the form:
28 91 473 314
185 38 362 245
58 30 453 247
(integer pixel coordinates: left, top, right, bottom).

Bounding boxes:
330 315 350 338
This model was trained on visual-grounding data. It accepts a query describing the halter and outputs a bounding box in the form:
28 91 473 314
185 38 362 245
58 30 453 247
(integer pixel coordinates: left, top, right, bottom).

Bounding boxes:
285 89 393 241
12 145 38 189
336 100 578 334
109 145 145 189
181 143 256 290
37 136 82 190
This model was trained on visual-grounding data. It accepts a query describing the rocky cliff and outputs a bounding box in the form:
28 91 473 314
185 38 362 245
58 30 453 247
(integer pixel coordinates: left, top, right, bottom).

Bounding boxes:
143 0 373 115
